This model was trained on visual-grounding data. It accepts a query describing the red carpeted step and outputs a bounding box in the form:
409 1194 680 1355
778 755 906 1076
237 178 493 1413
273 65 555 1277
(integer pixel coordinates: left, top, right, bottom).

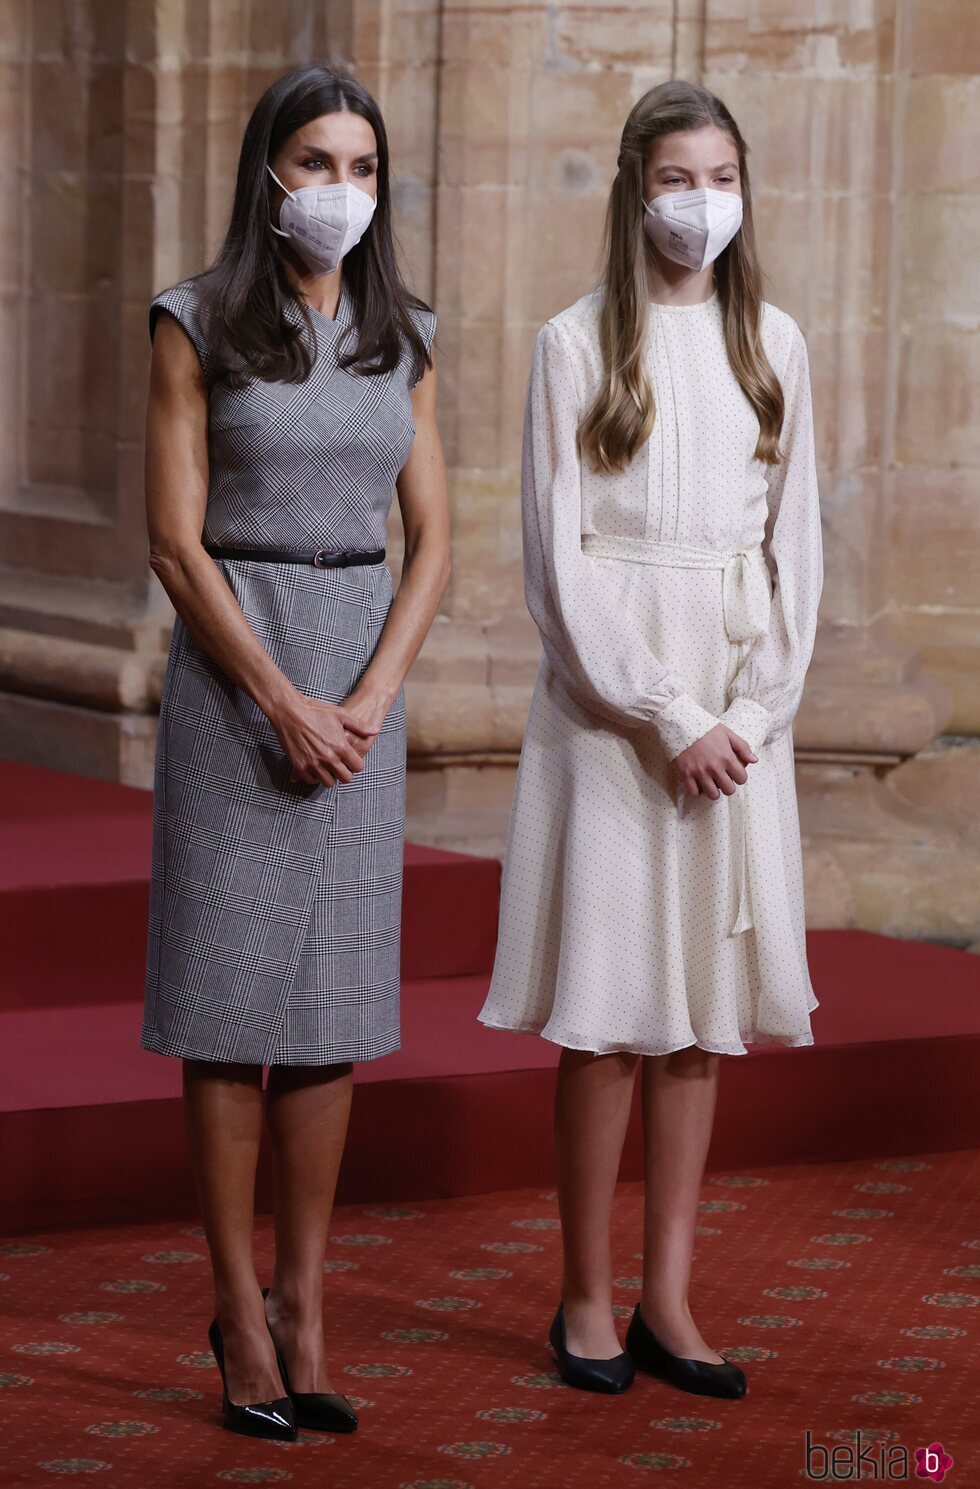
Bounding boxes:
0 761 501 1006
3 931 979 1232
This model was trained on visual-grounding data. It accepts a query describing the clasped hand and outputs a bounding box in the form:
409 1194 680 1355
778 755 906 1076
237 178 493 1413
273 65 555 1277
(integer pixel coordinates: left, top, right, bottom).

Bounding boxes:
272 691 383 789
674 724 758 802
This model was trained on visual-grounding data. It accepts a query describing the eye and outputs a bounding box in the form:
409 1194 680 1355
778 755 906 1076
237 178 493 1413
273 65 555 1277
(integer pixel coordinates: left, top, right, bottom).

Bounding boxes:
353 163 376 178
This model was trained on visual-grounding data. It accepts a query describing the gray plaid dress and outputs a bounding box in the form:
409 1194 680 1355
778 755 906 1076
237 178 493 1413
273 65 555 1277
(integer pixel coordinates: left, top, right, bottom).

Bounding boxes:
141 276 436 1065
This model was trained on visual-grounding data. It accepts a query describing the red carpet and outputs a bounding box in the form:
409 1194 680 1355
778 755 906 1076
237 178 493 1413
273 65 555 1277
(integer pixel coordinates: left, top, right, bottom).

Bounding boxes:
2 761 980 1232
1 1149 977 1488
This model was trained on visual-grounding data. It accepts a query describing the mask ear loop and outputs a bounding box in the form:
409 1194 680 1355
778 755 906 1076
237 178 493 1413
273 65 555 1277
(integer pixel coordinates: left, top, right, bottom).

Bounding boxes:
266 162 293 239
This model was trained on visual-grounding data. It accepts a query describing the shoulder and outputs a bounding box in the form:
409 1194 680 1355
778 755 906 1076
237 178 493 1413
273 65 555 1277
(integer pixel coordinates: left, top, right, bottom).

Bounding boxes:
148 274 214 364
406 299 437 352
760 300 808 376
539 289 602 356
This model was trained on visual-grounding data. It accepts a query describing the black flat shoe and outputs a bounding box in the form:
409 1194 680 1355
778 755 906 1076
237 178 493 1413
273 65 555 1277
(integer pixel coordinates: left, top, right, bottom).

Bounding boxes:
207 1317 297 1440
625 1304 747 1400
261 1288 358 1434
548 1302 635 1394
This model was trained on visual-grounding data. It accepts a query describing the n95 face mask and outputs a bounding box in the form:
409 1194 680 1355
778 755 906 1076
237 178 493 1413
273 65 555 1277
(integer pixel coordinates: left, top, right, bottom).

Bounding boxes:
642 187 743 272
267 163 376 276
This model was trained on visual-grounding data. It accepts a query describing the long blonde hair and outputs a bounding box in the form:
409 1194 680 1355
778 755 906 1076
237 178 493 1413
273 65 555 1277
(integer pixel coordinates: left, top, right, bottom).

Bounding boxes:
579 81 786 475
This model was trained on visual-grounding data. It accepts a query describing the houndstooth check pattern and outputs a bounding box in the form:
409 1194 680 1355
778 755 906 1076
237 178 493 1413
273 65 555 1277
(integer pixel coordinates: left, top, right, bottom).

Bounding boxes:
142 277 435 1065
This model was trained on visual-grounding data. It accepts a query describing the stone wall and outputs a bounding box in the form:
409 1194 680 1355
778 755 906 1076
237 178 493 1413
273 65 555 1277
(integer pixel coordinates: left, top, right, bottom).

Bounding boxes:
0 1 977 942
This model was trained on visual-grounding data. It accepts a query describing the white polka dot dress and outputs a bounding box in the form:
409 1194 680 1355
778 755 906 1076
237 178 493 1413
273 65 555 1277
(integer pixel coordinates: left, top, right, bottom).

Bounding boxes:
478 287 824 1056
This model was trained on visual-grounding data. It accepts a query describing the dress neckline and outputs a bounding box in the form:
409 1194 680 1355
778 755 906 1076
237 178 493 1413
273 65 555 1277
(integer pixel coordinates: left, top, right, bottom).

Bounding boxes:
649 289 719 313
294 279 356 335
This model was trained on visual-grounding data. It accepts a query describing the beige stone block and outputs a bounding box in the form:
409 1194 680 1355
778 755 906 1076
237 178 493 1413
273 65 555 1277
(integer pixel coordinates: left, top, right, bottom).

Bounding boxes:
904 77 980 194
895 324 980 468
887 467 980 611
797 763 980 943
441 2 548 68
899 196 980 326
553 2 674 70
528 69 635 179
887 610 980 735
438 61 532 189
0 691 159 790
524 187 608 318
0 61 25 175
718 75 893 199
806 324 887 476
486 614 540 688
802 463 881 629
0 0 29 60
409 616 490 687
906 0 980 77
886 741 980 827
751 190 819 321
705 2 895 76
797 838 855 928
435 184 522 324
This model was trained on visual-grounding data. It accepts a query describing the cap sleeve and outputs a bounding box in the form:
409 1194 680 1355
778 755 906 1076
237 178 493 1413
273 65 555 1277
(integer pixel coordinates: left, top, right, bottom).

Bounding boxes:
148 278 213 381
406 303 437 387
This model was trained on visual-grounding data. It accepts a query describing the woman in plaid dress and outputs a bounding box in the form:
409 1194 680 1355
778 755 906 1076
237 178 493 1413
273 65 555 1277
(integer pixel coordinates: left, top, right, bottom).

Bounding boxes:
143 64 449 1439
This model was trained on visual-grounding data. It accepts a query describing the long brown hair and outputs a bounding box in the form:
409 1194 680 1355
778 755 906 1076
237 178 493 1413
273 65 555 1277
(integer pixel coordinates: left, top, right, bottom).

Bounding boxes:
579 81 785 474
180 62 432 390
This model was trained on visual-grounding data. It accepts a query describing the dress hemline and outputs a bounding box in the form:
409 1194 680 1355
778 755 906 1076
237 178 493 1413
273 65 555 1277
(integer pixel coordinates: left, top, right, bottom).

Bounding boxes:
476 1000 820 1060
139 1032 401 1067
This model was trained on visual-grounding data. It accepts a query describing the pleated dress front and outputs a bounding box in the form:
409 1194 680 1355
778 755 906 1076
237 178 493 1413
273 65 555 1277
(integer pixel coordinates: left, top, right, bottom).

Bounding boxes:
478 288 824 1057
142 276 436 1066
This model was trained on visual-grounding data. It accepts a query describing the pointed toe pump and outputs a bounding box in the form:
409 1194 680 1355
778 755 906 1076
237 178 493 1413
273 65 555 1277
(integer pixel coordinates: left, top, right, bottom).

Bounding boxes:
625 1305 747 1400
548 1302 635 1395
207 1318 297 1441
261 1288 358 1434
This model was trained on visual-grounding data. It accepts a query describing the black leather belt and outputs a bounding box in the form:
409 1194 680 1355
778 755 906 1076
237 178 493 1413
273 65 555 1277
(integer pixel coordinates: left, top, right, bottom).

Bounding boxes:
205 544 386 569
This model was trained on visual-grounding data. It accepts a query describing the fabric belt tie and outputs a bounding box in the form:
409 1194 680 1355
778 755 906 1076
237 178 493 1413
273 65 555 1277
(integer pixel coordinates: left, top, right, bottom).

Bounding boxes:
581 533 771 938
205 543 386 569
581 534 771 643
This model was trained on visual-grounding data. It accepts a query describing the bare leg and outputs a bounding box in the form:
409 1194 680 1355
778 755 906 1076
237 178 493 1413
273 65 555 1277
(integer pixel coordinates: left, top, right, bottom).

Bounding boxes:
640 1044 725 1363
182 1059 284 1403
554 1046 641 1358
263 1062 354 1393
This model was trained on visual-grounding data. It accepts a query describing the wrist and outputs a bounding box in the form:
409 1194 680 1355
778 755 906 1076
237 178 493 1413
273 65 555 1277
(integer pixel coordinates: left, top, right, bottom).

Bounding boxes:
255 672 301 725
717 696 771 756
348 676 399 715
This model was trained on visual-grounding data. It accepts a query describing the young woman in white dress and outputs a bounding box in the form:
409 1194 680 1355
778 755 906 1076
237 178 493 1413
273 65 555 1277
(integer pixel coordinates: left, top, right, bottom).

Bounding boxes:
478 81 824 1399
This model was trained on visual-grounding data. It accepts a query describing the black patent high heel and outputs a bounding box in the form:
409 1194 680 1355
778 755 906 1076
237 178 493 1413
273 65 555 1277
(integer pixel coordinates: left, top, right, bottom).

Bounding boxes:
548 1302 635 1394
625 1304 748 1400
261 1287 358 1434
207 1317 297 1440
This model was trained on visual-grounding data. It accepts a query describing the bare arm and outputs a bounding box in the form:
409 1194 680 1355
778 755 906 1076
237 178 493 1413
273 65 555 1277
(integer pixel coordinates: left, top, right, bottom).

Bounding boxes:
341 350 452 748
145 312 375 787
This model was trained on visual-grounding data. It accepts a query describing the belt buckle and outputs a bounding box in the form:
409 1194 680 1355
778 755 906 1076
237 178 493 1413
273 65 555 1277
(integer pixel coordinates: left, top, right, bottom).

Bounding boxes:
313 549 336 568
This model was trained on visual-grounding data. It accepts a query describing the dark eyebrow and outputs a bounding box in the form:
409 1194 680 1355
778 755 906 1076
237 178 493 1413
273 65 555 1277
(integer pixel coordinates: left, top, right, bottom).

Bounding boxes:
655 161 739 173
299 144 379 164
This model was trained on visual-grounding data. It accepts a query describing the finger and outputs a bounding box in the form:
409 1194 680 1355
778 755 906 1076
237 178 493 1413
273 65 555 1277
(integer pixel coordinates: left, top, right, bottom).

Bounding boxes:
340 712 381 738
325 757 355 785
336 741 367 772
730 737 758 764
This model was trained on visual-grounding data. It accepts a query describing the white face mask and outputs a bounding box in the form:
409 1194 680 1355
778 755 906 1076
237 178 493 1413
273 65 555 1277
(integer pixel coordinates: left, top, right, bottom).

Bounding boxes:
642 187 743 272
267 163 377 276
